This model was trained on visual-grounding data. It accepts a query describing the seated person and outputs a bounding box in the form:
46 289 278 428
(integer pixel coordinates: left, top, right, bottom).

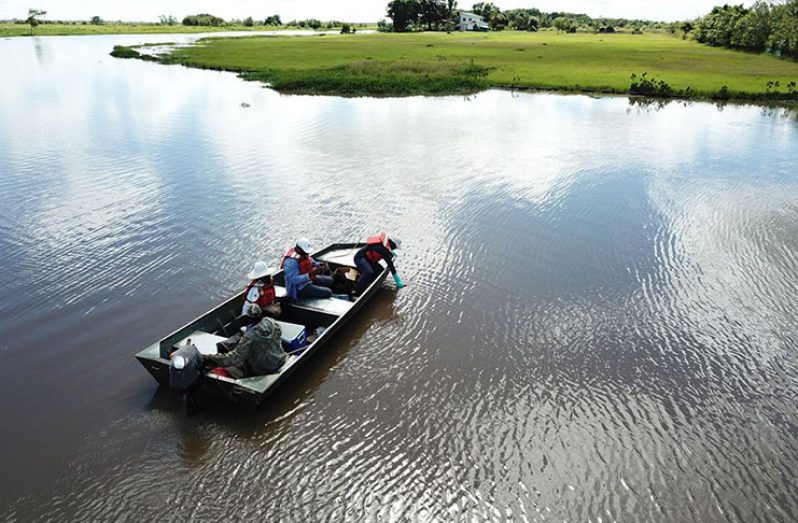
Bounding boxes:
242 261 279 317
281 237 334 300
204 306 286 379
353 232 404 296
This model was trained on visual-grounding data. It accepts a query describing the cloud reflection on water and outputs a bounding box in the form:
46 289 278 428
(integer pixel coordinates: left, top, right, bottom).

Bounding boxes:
2 34 798 522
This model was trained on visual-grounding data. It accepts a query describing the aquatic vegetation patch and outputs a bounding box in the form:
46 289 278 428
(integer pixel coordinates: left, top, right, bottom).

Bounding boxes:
242 60 490 95
110 45 160 62
110 45 141 59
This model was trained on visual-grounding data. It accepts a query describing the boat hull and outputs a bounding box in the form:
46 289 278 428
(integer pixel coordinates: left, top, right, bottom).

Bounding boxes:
135 243 390 409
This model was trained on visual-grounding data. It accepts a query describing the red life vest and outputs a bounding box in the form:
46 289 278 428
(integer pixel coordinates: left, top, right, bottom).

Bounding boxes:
281 248 314 274
244 280 276 308
365 232 391 263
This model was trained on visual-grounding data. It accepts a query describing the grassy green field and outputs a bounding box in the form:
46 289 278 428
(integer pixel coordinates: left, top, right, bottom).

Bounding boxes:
147 31 798 100
0 23 332 37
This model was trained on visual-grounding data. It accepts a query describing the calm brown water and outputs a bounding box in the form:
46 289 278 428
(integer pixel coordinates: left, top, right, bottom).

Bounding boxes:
1 34 798 522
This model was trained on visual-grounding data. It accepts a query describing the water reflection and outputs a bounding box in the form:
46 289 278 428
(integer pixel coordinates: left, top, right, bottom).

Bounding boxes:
627 94 798 120
33 37 46 64
1 34 798 522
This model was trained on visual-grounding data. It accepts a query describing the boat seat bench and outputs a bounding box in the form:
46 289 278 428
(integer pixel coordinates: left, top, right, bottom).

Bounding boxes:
273 285 353 316
179 330 226 356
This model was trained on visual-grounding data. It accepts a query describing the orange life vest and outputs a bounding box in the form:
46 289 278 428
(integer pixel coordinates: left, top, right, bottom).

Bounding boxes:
244 280 276 308
281 248 314 274
365 232 391 263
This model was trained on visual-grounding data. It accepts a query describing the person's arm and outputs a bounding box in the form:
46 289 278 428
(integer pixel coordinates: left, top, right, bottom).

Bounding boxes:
246 286 260 303
375 245 397 274
241 286 261 316
204 342 251 369
374 245 404 288
284 258 311 286
311 256 328 273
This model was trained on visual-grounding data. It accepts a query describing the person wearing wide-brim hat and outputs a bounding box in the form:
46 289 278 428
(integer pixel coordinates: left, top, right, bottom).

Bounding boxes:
242 261 281 318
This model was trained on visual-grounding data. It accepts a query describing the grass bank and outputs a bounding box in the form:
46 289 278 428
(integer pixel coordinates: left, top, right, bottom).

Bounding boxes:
0 23 313 37
135 31 798 101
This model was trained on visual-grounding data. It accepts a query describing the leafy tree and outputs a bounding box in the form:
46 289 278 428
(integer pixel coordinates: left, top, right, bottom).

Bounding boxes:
243 16 254 27
471 2 497 20
387 0 421 32
90 15 103 25
688 0 797 59
694 4 748 47
443 0 458 32
264 15 282 26
730 2 771 51
159 15 178 25
553 16 574 33
503 8 541 30
25 8 46 35
182 14 225 27
767 0 798 58
471 2 505 30
507 11 530 30
419 0 445 30
488 11 507 30
377 18 393 31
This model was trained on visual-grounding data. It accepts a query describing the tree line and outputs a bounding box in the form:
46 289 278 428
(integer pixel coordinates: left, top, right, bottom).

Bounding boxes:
692 1 798 58
383 1 663 33
179 13 365 30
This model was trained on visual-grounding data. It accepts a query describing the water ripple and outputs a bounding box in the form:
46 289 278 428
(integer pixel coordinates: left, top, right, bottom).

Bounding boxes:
2 35 798 522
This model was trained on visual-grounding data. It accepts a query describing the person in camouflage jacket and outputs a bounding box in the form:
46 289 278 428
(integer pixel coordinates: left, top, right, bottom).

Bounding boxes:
203 316 286 378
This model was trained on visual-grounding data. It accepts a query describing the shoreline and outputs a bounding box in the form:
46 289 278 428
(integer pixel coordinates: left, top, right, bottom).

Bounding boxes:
110 32 798 105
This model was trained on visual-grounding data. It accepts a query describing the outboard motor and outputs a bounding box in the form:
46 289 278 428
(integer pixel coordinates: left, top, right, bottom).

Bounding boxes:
169 342 203 415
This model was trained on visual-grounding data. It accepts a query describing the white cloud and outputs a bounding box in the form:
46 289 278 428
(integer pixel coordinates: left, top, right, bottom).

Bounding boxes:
0 0 742 23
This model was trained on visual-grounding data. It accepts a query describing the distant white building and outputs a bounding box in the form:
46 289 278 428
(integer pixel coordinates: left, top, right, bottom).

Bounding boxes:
457 12 489 31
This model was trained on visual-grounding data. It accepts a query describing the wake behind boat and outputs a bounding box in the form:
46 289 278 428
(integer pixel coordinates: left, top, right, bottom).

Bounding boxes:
135 242 391 409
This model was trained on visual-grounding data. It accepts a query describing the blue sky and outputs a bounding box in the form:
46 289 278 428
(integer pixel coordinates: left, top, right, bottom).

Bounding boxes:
0 0 733 23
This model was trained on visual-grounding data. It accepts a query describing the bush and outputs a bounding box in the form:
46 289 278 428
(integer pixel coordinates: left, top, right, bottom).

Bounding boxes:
377 19 393 32
629 72 673 95
182 13 225 27
243 16 254 27
340 23 351 34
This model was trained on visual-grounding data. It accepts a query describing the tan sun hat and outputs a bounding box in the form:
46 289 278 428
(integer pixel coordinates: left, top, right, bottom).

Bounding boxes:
247 261 275 280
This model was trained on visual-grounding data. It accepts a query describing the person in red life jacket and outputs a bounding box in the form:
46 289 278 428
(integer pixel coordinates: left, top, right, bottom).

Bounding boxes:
352 232 404 297
241 261 281 318
281 237 334 300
